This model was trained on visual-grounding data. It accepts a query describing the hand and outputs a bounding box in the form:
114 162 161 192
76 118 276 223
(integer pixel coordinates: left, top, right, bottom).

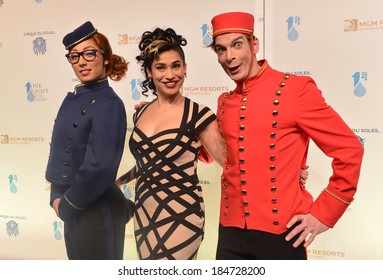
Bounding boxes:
52 198 61 218
115 177 123 188
300 165 309 186
116 166 138 187
134 101 148 110
285 213 329 248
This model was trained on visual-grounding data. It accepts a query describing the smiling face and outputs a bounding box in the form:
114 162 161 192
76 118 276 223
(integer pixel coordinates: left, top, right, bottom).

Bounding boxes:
147 49 187 98
68 38 108 84
214 33 260 82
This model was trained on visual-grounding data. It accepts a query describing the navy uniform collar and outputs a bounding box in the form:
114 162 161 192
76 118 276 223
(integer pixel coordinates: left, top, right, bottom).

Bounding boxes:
73 78 109 95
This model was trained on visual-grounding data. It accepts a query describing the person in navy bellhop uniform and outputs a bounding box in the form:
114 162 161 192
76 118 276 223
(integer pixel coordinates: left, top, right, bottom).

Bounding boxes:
45 21 133 259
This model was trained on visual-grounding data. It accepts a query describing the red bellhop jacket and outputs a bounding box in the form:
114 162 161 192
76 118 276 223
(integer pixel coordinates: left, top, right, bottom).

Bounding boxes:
215 60 364 234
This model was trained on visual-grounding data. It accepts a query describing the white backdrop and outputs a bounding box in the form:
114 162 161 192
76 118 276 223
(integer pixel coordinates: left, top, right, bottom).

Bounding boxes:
0 0 381 260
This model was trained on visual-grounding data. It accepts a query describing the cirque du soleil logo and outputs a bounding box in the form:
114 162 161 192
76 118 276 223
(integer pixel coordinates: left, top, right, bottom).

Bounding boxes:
24 30 56 55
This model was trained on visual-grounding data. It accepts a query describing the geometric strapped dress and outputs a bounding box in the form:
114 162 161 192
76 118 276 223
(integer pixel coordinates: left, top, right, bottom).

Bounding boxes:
129 97 216 260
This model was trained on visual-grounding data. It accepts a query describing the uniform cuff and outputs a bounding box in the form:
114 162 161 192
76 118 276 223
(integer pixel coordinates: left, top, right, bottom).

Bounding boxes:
58 195 82 221
310 189 350 228
50 184 68 206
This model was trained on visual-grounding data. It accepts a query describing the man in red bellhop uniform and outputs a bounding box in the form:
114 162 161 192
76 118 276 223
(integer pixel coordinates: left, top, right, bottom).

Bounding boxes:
209 12 364 259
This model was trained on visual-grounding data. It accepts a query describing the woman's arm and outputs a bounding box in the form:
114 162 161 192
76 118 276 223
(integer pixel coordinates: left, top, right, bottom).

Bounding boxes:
198 120 226 167
116 166 137 187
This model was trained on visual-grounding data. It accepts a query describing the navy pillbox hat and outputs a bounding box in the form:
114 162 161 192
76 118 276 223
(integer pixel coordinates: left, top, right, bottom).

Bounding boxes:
62 21 97 50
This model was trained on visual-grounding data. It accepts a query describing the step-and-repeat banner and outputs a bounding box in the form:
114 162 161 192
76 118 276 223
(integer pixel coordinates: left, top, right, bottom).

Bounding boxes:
0 0 381 260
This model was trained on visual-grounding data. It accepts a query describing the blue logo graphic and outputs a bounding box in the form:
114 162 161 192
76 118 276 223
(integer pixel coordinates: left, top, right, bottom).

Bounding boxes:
25 82 35 102
8 174 18 193
35 0 43 3
33 37 47 55
201 23 213 47
6 220 19 236
287 16 300 41
357 135 365 147
352 72 367 97
24 81 48 101
53 220 63 240
122 185 134 200
130 79 142 100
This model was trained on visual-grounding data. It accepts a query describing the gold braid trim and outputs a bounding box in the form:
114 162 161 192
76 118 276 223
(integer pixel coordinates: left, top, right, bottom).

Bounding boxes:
64 195 85 210
324 188 352 205
213 27 253 37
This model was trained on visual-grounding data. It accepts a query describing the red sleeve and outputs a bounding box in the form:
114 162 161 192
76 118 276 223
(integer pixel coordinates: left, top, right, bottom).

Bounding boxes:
198 145 214 163
294 77 364 227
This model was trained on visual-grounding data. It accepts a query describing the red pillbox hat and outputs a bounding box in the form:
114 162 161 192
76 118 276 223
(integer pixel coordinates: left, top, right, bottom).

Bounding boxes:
211 12 254 39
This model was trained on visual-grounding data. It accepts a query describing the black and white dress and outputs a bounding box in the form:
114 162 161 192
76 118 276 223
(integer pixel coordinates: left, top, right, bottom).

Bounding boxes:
129 97 216 260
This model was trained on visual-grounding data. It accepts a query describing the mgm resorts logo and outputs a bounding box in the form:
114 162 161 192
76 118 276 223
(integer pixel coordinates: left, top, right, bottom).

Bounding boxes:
118 34 141 45
1 134 44 144
345 18 383 32
307 249 346 259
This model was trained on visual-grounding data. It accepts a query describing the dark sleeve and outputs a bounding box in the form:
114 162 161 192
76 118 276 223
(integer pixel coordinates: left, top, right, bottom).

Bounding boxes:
194 103 217 135
49 184 68 206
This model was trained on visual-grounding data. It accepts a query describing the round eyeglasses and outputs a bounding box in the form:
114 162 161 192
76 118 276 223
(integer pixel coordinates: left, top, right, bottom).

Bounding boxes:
65 49 105 64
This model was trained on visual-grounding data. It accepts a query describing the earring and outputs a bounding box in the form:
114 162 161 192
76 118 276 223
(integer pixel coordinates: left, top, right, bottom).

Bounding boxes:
184 73 187 78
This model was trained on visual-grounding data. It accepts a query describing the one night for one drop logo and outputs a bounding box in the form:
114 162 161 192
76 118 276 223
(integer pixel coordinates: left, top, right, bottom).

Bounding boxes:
25 82 48 102
287 16 300 41
130 79 142 101
201 23 213 47
8 174 18 193
352 72 367 97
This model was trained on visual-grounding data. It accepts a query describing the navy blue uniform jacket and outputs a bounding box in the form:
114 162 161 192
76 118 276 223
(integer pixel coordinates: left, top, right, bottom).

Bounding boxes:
46 79 127 221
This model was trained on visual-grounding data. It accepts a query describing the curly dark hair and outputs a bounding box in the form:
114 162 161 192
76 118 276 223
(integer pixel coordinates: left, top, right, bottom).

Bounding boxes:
136 28 187 96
